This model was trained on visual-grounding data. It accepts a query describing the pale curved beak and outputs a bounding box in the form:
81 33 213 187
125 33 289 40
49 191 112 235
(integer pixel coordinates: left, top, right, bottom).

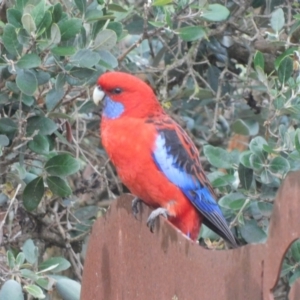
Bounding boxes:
93 86 105 106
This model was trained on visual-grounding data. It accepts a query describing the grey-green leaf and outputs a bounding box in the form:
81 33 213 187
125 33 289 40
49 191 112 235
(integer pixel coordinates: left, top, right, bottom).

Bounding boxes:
56 278 81 300
27 116 57 135
231 119 259 136
278 57 293 83
59 18 82 41
39 257 71 273
93 29 117 50
240 220 267 243
201 4 230 22
45 154 80 176
0 118 17 134
23 177 45 211
177 26 206 41
28 134 50 154
22 13 36 34
270 8 284 32
269 156 290 174
0 134 9 146
3 24 22 55
16 69 37 96
17 53 41 69
203 145 232 169
0 280 24 300
22 239 39 264
24 285 45 299
46 176 72 197
238 163 253 190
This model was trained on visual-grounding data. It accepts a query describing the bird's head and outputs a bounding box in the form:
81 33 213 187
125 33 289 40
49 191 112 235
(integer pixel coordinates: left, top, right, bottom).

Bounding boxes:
93 72 162 119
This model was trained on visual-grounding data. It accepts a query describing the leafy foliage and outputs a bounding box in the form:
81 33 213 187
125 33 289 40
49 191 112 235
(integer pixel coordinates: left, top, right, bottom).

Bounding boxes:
0 0 300 299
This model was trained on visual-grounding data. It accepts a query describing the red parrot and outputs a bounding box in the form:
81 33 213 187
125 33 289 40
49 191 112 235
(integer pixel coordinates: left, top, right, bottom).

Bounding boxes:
93 72 237 247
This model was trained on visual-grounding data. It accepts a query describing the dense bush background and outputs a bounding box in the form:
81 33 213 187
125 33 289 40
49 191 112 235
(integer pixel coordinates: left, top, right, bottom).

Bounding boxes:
1 0 300 299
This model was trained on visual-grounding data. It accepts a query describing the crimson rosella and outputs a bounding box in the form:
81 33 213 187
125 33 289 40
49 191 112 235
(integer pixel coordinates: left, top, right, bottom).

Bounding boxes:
93 72 237 247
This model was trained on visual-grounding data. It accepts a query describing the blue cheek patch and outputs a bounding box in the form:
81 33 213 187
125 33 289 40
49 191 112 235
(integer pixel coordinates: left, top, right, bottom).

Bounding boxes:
103 95 124 119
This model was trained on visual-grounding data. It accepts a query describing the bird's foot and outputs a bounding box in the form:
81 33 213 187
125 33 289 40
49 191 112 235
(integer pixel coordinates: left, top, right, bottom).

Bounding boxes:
132 197 142 218
147 208 170 233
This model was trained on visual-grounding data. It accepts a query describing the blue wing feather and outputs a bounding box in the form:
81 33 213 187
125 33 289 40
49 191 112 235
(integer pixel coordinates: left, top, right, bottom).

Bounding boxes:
152 126 237 246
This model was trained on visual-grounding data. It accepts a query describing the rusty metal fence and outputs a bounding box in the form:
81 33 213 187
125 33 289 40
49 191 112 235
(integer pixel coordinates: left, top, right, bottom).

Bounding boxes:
81 171 300 300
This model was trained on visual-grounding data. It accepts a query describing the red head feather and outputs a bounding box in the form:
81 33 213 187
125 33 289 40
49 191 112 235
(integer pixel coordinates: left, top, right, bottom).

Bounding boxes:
96 72 163 118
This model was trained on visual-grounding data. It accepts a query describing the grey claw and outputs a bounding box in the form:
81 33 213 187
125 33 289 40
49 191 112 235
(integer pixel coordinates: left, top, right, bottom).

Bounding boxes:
146 208 169 232
132 197 142 218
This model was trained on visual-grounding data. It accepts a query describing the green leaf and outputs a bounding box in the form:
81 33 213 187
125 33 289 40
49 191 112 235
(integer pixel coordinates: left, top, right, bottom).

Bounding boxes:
260 169 273 184
28 134 50 154
274 48 298 70
45 88 64 111
231 119 259 136
27 116 57 136
240 151 253 168
16 69 37 96
50 23 61 45
71 49 100 68
16 0 29 11
269 156 290 174
22 239 39 264
52 3 63 23
45 154 80 176
289 269 300 286
39 257 71 273
59 18 82 41
254 51 264 70
7 250 15 269
107 3 128 12
0 134 9 146
20 269 38 281
0 280 24 300
16 252 26 267
152 0 173 6
56 278 81 300
270 8 284 32
291 240 300 262
177 26 206 41
219 192 246 210
238 163 253 190
295 129 300 153
17 53 41 69
23 177 45 211
203 145 232 169
249 136 268 155
7 8 22 28
46 176 72 197
107 22 123 38
24 285 45 299
249 154 264 171
93 29 117 50
240 220 267 243
51 46 76 56
98 50 118 69
35 278 53 291
278 57 293 83
2 24 22 55
31 0 45 27
201 4 230 22
36 11 52 36
75 0 86 13
0 118 17 134
22 13 36 33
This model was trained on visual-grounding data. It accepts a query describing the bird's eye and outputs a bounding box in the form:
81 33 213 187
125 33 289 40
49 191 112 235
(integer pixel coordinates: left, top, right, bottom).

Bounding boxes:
111 88 122 94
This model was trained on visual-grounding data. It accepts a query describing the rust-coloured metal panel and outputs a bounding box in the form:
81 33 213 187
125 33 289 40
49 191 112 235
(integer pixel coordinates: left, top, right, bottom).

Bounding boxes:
81 172 300 300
